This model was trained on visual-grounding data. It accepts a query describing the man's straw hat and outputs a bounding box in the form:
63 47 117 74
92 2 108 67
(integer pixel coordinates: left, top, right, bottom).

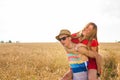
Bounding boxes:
56 29 71 40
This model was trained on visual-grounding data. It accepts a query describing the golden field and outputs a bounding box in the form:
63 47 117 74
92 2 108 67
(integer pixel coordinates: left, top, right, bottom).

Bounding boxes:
0 42 120 80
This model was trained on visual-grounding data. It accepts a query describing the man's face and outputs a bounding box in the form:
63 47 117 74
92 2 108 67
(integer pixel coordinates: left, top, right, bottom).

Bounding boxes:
58 34 71 47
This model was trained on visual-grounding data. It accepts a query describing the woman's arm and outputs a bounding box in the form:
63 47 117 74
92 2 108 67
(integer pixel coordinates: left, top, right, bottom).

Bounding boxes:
77 43 102 75
65 47 79 54
91 47 97 52
76 44 97 58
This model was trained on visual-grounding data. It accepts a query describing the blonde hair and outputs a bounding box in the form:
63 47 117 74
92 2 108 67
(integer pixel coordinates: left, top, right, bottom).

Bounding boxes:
83 22 97 40
82 22 98 51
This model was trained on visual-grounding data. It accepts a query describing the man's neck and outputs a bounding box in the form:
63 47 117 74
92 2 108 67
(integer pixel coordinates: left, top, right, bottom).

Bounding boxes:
66 42 74 49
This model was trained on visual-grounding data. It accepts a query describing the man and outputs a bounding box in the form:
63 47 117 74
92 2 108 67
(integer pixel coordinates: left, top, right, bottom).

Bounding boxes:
56 29 98 80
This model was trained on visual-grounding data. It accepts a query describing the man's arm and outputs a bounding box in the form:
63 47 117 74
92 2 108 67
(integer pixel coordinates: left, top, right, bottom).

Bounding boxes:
61 70 72 80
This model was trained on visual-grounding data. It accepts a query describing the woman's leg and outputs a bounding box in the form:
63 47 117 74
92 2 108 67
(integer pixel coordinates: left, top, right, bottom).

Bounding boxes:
95 53 102 74
88 69 98 80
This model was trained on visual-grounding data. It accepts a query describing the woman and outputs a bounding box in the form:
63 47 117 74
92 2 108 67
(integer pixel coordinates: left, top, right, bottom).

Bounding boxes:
79 22 102 80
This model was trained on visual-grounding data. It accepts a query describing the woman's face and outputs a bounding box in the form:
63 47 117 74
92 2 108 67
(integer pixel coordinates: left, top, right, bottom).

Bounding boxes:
82 24 93 36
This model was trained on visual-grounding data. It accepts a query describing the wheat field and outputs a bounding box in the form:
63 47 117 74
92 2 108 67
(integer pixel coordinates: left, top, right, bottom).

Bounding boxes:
0 42 120 80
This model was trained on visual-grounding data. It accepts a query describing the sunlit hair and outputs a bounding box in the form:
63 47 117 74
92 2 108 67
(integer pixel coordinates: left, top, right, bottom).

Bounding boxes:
83 22 97 40
82 22 98 51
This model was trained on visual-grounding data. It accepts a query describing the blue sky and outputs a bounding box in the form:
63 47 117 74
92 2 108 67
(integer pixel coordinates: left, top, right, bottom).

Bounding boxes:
0 0 120 42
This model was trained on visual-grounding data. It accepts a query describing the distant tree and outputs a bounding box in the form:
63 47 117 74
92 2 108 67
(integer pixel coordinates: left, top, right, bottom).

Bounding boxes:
8 40 12 43
0 41 4 43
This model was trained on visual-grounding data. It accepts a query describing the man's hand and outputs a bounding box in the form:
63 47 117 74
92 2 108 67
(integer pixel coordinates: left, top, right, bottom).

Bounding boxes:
60 70 72 80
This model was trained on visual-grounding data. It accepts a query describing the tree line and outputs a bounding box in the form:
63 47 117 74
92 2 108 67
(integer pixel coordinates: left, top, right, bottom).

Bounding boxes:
0 40 20 43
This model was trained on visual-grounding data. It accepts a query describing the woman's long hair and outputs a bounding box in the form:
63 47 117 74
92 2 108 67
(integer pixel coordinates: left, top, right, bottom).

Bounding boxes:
82 22 98 51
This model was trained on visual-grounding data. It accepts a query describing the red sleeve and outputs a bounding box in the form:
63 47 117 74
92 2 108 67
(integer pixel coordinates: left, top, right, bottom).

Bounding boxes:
71 33 77 37
81 39 88 45
71 33 79 44
90 39 99 47
71 38 79 44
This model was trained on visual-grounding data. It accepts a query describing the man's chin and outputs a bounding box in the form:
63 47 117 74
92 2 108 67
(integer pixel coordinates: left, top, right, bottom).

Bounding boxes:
62 43 65 46
62 43 66 47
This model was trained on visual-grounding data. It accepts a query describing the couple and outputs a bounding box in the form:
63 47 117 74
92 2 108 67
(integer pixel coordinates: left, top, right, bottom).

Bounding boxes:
55 22 102 80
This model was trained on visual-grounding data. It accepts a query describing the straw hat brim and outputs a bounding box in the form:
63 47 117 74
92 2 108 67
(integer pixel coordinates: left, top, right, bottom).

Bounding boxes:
56 33 71 40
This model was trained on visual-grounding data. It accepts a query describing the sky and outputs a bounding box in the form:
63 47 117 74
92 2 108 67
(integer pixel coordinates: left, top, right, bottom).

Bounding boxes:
0 0 120 42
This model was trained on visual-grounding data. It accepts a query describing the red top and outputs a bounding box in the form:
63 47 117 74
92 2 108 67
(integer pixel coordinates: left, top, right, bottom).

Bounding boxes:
87 39 98 69
71 33 79 44
71 33 98 70
81 39 98 69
